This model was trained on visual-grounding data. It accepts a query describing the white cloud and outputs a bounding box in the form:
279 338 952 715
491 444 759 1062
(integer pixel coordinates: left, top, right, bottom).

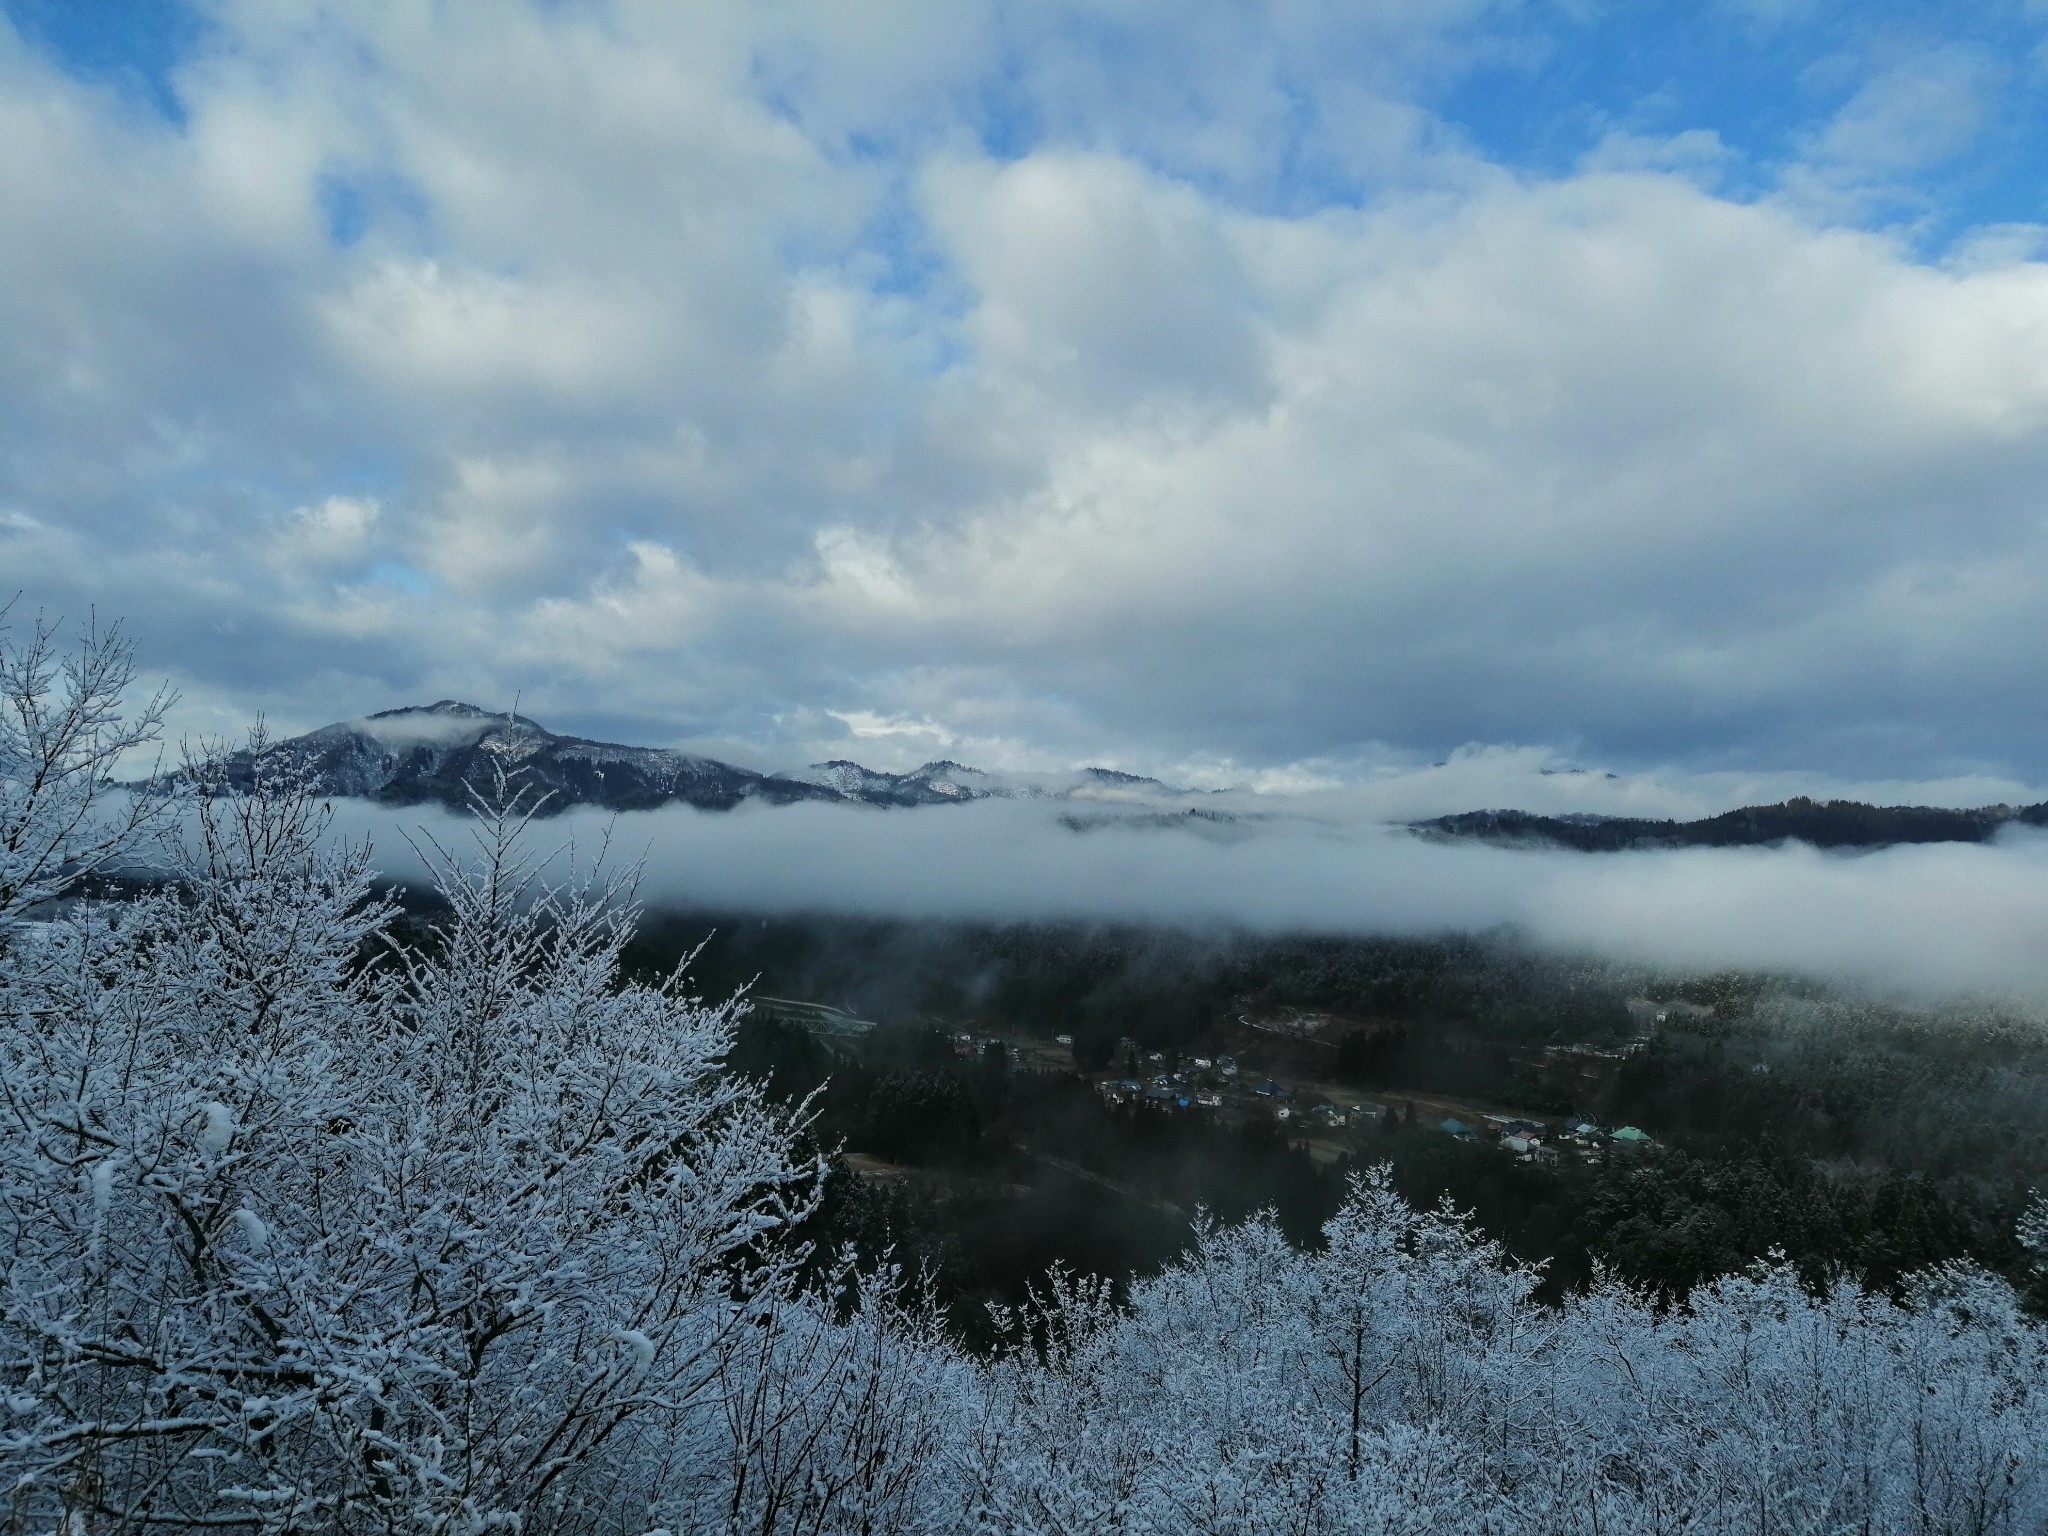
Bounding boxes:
771 166 2048 768
923 151 1268 413
5 0 2048 796
1809 47 1998 177
1779 45 2006 224
270 495 381 572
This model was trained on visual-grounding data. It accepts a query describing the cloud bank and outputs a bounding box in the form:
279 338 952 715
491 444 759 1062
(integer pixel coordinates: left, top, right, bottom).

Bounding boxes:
6 2 2048 788
330 797 2048 1003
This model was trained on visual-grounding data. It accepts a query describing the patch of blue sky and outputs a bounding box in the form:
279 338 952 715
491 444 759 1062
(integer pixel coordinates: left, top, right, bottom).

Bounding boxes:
318 174 373 250
363 562 435 597
1438 3 1820 183
325 455 410 499
1907 66 2048 248
1430 0 2048 249
856 197 958 308
316 168 435 253
968 62 1046 164
1 0 209 124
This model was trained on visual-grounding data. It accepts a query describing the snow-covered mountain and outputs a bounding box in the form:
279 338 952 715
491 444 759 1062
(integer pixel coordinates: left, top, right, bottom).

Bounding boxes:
776 759 1006 806
770 757 1174 806
222 702 838 813
221 703 1191 815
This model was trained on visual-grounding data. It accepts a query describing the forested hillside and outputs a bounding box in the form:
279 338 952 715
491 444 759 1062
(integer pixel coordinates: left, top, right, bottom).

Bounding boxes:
1416 796 2048 850
616 911 2047 1315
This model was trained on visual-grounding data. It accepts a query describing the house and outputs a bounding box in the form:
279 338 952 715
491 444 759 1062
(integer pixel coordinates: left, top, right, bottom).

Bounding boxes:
1610 1126 1654 1146
1441 1118 1477 1140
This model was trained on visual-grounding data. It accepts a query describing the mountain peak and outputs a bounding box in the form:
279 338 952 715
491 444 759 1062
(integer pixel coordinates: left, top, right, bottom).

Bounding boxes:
371 699 493 717
364 699 547 728
232 705 836 814
1079 766 1167 788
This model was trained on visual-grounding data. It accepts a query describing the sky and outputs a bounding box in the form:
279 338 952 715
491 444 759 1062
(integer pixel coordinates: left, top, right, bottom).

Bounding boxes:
6 0 2048 798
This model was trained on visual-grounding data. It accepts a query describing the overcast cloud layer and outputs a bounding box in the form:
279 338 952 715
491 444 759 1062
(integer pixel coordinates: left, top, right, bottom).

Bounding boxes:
6 1 2048 791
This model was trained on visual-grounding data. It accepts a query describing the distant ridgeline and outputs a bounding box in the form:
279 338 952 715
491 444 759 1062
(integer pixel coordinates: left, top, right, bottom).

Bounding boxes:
1413 797 2048 852
211 706 2048 850
215 701 1180 816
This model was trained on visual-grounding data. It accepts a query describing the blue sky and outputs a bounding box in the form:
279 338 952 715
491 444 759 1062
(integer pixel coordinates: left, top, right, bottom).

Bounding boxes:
3 0 2048 804
3 0 204 120
17 2 2044 239
1446 2 2047 223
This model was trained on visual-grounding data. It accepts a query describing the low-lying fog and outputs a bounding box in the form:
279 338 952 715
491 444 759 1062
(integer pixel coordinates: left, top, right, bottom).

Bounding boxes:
326 795 2048 1004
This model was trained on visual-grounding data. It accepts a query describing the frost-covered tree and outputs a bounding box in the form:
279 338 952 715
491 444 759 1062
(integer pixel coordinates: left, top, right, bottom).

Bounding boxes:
686 1257 970 1535
0 609 172 926
965 1168 2047 1535
964 1178 1529 1535
0 742 839 1530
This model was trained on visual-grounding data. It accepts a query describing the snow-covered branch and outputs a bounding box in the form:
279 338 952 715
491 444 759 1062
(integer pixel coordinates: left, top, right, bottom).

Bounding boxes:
0 608 174 926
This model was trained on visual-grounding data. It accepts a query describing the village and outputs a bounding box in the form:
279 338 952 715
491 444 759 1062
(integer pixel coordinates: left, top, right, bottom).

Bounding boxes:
934 1005 1669 1169
750 989 1677 1177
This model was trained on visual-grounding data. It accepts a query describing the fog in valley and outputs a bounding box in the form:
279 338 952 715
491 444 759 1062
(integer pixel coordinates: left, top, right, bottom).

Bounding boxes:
331 794 2048 1006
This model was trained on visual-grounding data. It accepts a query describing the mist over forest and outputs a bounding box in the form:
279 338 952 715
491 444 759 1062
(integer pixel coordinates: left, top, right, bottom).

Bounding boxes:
322 789 2048 1326
335 794 2048 1000
309 772 2048 1346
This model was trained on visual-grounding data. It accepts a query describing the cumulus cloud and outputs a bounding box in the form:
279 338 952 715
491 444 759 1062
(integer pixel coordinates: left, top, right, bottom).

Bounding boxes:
330 795 2048 1003
6 1 2048 791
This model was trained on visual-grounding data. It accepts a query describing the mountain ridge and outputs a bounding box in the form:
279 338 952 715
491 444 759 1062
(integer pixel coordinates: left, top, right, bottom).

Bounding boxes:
1412 797 2048 851
221 705 2048 849
221 702 1182 815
